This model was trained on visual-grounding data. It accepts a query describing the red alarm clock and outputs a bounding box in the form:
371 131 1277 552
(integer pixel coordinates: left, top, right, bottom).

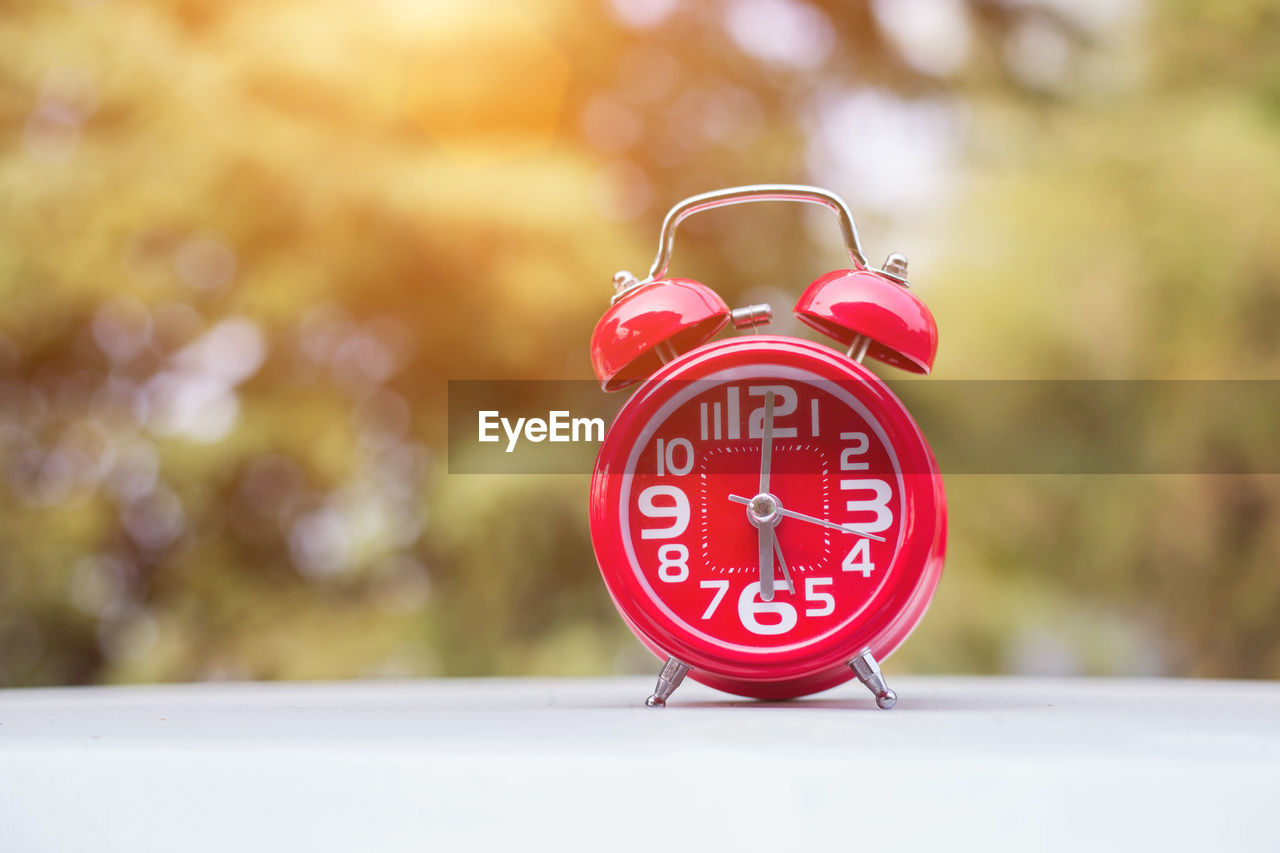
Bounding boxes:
588 186 945 709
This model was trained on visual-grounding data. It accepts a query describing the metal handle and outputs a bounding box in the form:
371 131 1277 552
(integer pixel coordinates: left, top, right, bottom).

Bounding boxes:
646 184 869 282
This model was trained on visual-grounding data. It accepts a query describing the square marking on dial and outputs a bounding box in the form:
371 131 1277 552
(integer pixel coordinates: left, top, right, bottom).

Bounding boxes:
698 444 831 575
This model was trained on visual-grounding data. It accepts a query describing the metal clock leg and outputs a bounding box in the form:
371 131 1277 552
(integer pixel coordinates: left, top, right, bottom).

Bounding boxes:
849 648 897 709
645 657 690 707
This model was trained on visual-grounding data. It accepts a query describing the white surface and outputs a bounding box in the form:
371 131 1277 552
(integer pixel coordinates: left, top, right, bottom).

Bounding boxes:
1 676 1278 852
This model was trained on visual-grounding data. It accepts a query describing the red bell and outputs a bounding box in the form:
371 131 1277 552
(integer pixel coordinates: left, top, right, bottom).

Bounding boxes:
590 273 730 392
794 254 938 374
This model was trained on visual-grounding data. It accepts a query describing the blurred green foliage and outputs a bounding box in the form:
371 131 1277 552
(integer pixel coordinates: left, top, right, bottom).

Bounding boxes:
2 0 1278 686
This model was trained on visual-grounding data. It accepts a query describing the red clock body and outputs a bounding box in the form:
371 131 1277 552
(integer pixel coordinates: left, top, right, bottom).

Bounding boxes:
589 336 946 700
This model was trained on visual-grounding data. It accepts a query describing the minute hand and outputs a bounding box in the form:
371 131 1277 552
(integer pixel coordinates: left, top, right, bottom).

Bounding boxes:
728 495 886 542
758 391 776 601
759 390 774 496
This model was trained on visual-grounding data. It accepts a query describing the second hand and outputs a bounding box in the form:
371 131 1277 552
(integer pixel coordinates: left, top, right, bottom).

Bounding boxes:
728 494 887 543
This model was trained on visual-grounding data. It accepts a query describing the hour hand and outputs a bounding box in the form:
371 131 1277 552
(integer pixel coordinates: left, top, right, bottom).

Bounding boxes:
759 522 775 602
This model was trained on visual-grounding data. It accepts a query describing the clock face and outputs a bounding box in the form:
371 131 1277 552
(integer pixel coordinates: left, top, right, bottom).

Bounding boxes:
590 337 945 694
617 369 903 655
